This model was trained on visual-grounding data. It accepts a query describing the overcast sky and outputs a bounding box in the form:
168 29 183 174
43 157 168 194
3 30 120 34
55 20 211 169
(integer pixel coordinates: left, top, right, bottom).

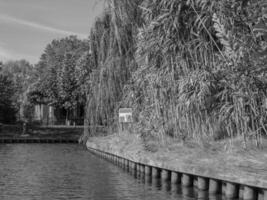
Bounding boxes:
0 0 104 64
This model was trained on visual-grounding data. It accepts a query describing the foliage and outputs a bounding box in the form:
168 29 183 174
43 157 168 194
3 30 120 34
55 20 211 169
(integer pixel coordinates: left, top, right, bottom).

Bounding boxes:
81 0 143 141
1 60 34 103
82 0 267 147
0 74 17 123
74 51 93 98
122 0 267 146
0 60 34 122
29 36 90 118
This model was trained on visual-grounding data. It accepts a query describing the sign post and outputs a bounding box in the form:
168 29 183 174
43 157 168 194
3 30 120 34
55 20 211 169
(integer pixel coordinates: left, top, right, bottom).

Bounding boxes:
119 108 133 133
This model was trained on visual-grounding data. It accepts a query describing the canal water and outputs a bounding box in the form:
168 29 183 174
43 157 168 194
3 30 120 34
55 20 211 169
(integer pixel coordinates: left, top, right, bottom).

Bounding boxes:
0 144 209 200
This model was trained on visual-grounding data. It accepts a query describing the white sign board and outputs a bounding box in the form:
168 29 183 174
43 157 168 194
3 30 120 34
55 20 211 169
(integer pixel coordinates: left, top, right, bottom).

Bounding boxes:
119 108 133 123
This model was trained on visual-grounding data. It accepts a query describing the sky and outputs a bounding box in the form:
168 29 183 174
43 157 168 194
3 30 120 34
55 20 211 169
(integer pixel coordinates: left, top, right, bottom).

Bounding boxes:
0 0 104 64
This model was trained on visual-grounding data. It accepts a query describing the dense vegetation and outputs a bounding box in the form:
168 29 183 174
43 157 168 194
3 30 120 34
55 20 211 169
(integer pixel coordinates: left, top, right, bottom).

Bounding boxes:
0 73 17 123
0 60 34 123
28 36 90 122
82 1 143 138
81 0 267 147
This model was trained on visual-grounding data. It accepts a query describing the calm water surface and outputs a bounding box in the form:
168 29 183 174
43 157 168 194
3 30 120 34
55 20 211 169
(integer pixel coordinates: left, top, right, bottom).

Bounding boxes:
0 144 214 200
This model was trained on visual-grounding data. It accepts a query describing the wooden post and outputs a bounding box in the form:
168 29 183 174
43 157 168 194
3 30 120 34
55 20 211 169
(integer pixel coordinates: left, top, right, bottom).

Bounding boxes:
198 177 209 190
145 165 152 176
182 174 193 187
225 182 238 199
162 169 171 182
152 167 161 179
243 186 256 200
209 179 220 194
171 172 181 184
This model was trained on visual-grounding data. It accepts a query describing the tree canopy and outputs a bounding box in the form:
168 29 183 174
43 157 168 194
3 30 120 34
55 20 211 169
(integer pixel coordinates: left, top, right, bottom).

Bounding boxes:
0 74 17 123
1 60 34 102
29 36 90 114
0 60 34 122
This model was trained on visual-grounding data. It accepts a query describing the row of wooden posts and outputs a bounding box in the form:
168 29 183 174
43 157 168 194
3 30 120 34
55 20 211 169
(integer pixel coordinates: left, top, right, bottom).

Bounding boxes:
88 147 267 200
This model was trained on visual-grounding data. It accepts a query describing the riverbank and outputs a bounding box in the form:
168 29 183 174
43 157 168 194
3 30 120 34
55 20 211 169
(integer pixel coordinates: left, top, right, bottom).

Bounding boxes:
86 132 267 190
0 124 81 143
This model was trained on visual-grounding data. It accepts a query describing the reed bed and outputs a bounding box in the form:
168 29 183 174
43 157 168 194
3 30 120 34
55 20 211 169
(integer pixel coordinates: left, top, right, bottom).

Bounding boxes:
82 0 267 147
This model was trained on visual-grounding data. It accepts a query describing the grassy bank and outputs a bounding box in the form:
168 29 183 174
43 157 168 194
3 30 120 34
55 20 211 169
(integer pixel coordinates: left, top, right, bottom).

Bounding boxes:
86 132 267 188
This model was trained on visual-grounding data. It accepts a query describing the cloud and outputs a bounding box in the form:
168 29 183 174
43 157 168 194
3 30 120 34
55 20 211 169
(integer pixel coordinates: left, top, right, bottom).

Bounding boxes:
0 14 88 38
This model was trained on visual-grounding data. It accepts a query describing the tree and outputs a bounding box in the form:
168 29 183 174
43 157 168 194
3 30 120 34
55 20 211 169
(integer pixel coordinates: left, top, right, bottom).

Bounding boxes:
0 60 34 122
0 74 17 123
1 60 34 95
58 53 79 121
29 36 90 123
80 0 143 141
74 51 93 99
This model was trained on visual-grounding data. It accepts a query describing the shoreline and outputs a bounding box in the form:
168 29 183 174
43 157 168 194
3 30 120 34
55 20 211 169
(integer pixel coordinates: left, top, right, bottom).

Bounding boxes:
86 133 267 192
0 137 78 143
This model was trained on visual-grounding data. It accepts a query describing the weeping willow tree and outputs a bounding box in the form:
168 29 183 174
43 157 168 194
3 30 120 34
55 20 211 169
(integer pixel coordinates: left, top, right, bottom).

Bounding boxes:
81 0 143 141
82 0 267 147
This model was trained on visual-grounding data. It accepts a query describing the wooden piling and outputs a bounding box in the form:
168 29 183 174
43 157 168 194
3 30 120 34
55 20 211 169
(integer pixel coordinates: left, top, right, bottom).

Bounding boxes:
209 179 220 194
182 174 193 187
161 169 171 182
243 186 256 200
225 182 238 199
193 177 198 187
198 177 209 191
140 164 145 174
145 165 152 176
126 160 130 169
264 190 267 200
152 167 161 179
171 171 181 184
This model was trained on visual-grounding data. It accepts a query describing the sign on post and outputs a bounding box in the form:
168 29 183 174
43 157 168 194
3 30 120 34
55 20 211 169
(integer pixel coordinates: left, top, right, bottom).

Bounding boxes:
119 108 133 133
119 108 133 123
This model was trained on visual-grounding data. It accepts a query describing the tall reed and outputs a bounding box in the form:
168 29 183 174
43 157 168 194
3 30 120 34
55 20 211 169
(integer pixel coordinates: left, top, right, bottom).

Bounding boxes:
83 0 267 147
